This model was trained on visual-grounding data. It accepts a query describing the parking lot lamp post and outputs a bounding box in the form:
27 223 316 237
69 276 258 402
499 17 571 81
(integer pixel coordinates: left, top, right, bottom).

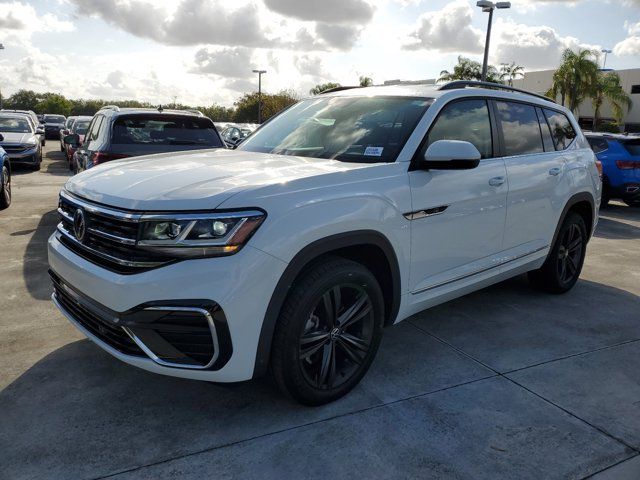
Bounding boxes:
601 49 612 69
252 69 266 124
476 1 511 82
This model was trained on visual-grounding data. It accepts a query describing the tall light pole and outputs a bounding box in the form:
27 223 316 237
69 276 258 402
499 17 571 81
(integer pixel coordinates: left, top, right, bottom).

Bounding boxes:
0 43 4 110
476 1 511 82
601 49 612 69
252 69 266 124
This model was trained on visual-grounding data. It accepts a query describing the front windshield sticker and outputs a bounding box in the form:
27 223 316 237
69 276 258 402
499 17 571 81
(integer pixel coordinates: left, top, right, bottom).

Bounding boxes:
364 146 384 156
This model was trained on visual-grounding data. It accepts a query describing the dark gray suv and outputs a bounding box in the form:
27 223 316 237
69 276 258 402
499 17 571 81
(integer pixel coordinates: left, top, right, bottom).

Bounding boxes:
64 106 225 173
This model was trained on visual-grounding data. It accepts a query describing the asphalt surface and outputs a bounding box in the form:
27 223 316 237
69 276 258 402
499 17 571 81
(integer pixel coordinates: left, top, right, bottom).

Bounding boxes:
1 144 639 480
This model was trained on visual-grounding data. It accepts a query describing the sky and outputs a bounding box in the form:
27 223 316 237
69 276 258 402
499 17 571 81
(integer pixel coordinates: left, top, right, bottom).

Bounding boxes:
0 0 639 107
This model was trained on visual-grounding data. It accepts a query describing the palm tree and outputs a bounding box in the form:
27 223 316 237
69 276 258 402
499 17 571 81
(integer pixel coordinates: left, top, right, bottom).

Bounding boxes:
546 48 599 111
438 56 500 83
499 62 524 86
592 71 632 129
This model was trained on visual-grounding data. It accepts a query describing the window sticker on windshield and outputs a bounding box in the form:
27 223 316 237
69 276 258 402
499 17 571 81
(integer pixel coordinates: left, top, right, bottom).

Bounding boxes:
364 146 384 156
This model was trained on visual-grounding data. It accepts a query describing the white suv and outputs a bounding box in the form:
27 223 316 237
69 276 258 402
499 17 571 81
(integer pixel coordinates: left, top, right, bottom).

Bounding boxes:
48 82 601 405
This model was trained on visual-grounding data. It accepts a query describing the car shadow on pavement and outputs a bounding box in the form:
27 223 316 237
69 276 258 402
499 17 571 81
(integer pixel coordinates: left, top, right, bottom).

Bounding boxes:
11 148 69 177
1 276 638 480
22 210 59 301
594 217 640 240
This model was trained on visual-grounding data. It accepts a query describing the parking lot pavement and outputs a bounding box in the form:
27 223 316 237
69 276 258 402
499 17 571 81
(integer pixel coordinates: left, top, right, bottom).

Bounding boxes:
1 144 639 480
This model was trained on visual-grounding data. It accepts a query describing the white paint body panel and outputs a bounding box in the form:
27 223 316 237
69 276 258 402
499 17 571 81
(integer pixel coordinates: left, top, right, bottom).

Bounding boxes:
48 85 600 382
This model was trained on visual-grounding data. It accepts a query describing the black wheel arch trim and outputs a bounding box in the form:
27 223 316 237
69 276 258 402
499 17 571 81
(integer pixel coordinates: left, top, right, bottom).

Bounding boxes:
550 192 596 250
252 230 401 378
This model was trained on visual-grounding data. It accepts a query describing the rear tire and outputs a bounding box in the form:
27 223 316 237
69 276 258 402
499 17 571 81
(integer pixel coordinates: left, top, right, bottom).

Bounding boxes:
528 212 587 294
0 165 11 210
271 257 384 405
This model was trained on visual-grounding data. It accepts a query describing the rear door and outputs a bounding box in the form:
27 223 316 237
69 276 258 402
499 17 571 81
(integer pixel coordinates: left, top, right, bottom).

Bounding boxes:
498 101 574 257
408 98 508 294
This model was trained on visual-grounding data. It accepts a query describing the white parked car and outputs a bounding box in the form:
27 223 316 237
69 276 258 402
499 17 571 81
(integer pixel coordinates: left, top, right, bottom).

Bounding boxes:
49 82 601 405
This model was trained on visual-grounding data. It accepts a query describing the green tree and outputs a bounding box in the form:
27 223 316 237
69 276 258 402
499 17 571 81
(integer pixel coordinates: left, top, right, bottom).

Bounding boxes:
37 93 73 116
199 104 235 122
547 48 599 111
499 62 524 86
233 90 298 123
4 89 41 111
309 82 341 95
438 56 500 83
359 76 373 87
592 71 632 129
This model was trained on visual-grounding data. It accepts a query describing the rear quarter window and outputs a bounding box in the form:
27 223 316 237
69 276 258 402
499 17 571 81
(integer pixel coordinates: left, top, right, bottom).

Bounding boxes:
111 115 222 147
586 137 609 154
543 109 576 150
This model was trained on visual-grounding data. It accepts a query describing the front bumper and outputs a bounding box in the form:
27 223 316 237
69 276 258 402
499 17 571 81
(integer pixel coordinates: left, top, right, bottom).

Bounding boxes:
6 147 39 164
48 233 288 382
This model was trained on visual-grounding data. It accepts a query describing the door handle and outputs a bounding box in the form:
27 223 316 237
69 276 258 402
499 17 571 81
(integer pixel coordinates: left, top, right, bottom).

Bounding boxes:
549 167 562 176
488 176 506 187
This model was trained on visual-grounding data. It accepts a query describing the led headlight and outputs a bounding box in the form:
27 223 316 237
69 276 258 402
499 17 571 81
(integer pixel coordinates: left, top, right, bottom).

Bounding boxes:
137 210 265 258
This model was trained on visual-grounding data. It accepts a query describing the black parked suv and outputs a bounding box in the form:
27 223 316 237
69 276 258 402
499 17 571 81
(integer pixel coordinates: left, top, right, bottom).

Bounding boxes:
43 114 67 139
64 106 225 173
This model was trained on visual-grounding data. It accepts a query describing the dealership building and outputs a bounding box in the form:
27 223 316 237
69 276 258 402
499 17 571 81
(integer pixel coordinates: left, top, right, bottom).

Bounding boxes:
512 68 640 133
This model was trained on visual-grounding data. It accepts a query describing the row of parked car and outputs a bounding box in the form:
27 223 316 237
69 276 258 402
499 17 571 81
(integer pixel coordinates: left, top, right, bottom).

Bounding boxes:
0 108 258 210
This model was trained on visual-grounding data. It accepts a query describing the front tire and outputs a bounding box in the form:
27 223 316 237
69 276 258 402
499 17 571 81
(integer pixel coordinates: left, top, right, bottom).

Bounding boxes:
271 257 384 405
0 165 11 210
528 212 587 294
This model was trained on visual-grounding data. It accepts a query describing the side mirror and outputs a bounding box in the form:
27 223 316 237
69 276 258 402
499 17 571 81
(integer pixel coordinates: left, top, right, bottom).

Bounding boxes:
420 140 481 170
36 126 45 135
0 133 4 142
64 133 80 147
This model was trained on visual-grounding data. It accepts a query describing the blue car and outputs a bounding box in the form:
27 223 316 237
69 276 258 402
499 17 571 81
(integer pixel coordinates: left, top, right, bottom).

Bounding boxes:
586 133 640 207
0 142 10 210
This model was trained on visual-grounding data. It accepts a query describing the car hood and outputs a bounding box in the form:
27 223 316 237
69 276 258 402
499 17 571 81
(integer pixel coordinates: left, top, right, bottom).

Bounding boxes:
65 148 371 210
0 132 35 144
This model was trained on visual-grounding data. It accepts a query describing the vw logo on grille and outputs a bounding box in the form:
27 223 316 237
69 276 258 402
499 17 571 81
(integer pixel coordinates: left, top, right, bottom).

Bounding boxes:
73 208 87 242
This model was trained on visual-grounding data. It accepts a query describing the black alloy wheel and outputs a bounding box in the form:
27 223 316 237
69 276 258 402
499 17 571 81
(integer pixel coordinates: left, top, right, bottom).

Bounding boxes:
555 223 583 286
0 165 10 209
271 257 384 405
298 284 375 391
528 212 587 294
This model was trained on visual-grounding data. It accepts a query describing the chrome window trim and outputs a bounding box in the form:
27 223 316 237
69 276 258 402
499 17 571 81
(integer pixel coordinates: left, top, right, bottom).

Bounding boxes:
122 306 220 370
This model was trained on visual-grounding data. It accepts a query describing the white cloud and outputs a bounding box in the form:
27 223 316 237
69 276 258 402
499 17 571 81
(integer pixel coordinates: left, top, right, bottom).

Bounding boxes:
493 20 599 70
192 47 255 78
613 21 640 56
403 0 483 54
262 0 375 24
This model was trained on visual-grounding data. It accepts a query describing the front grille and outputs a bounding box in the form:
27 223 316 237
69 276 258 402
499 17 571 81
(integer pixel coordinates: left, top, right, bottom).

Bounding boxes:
51 273 144 357
1 145 29 153
57 191 174 274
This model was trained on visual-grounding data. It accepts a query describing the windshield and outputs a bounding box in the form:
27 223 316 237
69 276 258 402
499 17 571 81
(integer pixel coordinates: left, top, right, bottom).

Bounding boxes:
0 117 32 133
111 115 223 147
238 96 432 163
73 120 91 134
44 115 65 123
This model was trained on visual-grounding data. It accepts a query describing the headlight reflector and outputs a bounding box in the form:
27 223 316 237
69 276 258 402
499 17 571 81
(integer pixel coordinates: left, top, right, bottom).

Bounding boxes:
137 210 265 258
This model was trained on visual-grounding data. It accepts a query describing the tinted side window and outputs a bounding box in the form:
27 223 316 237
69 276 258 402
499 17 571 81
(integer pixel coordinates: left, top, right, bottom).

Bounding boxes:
427 99 493 159
586 137 609 154
536 108 555 152
83 116 102 149
496 101 544 156
543 109 576 150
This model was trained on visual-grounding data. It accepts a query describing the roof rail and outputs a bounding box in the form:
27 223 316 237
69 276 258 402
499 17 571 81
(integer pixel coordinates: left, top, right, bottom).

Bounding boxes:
99 104 120 112
438 81 556 104
320 86 362 94
184 109 204 116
